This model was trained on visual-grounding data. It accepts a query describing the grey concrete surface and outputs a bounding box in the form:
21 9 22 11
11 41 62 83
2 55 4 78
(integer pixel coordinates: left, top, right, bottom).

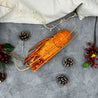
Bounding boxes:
0 16 98 98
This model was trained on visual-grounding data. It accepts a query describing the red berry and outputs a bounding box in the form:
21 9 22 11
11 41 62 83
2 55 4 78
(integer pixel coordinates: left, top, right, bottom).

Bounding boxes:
0 54 2 58
95 66 97 69
86 61 89 63
96 58 98 60
93 62 95 65
85 48 88 51
94 52 97 55
5 58 9 61
91 50 94 53
93 47 97 51
4 61 9 64
93 57 96 60
1 58 4 62
91 65 94 68
90 61 92 64
4 54 8 58
85 56 88 59
88 42 91 45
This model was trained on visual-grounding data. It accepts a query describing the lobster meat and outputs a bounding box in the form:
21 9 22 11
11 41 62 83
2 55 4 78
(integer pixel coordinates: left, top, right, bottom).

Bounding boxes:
23 26 77 72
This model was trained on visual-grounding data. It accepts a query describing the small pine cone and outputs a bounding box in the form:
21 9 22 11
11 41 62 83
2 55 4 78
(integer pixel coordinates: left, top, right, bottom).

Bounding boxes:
0 72 6 83
57 74 68 86
63 57 73 67
19 32 30 41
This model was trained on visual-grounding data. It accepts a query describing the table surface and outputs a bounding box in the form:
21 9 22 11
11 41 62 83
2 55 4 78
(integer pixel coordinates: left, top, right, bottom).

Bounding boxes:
0 16 98 98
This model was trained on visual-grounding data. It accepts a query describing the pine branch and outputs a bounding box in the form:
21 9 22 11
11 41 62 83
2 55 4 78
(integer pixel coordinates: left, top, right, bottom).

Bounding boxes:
93 17 97 47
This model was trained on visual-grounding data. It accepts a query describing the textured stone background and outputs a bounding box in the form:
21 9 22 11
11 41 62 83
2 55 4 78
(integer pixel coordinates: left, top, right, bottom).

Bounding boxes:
0 16 98 98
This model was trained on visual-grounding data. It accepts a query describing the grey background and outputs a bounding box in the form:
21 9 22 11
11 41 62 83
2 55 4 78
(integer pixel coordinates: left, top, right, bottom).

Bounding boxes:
0 16 98 98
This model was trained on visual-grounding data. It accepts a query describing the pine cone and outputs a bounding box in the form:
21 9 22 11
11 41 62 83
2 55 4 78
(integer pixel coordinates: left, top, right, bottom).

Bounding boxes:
0 72 6 83
63 57 73 67
57 74 68 86
19 32 30 41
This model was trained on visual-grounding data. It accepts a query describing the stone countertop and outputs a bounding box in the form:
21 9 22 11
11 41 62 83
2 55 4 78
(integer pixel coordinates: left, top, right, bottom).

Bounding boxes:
0 16 98 98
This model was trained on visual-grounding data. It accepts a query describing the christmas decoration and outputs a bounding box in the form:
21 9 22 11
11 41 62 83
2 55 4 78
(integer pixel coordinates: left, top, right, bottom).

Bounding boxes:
0 43 15 82
63 57 73 67
0 72 6 83
19 32 30 41
56 74 68 86
83 17 98 68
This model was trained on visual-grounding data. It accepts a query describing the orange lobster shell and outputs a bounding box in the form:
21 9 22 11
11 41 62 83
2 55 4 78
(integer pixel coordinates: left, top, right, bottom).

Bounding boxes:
24 27 77 72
